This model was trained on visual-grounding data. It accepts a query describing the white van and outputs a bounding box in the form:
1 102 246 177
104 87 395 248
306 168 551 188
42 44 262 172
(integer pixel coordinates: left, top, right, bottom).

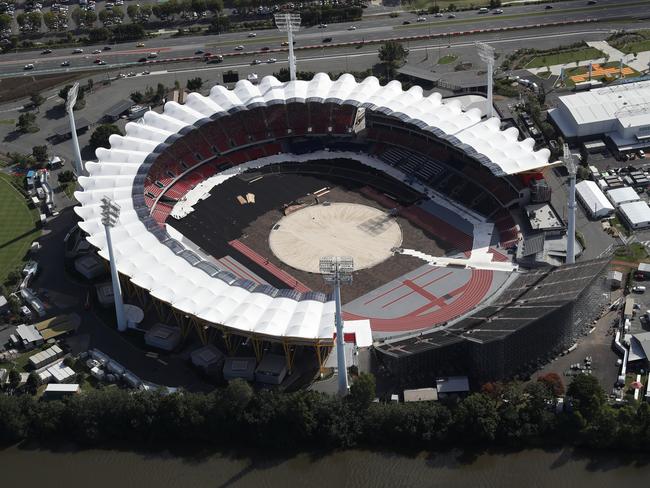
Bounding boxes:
147 52 158 58
478 7 489 13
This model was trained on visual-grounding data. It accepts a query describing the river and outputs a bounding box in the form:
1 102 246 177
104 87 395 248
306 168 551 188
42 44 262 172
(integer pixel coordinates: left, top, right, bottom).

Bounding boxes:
2 444 650 487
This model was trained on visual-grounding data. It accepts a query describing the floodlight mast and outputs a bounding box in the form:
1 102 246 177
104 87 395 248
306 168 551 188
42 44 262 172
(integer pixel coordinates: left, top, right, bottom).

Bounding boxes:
562 144 577 265
101 196 127 332
275 13 300 81
476 42 495 119
66 82 84 176
320 256 353 396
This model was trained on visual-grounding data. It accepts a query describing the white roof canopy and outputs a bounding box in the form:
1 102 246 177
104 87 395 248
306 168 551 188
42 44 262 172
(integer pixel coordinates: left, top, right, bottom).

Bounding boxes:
75 74 551 341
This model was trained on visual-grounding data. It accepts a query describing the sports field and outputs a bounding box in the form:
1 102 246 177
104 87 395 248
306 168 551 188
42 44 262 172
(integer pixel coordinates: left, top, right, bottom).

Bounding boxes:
0 174 39 284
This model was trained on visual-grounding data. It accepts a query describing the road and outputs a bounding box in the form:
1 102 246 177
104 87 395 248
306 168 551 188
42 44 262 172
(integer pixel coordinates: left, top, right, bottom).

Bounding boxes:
1 0 648 77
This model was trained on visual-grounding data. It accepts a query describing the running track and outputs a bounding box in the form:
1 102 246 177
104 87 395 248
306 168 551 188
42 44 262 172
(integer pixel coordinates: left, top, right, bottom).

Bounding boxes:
343 268 493 332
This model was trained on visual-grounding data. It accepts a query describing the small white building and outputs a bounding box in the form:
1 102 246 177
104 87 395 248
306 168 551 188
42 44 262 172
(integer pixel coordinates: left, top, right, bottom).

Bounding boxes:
28 344 63 369
43 383 79 399
619 200 650 229
404 387 438 402
606 186 641 207
15 324 44 349
575 180 615 219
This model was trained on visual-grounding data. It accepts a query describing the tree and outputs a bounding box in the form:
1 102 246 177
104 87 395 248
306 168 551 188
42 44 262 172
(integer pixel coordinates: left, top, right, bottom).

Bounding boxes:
349 373 376 409
537 372 565 397
89 124 123 150
32 145 48 163
567 374 605 422
0 13 13 30
26 11 42 30
30 93 45 113
7 369 21 391
17 113 38 133
186 77 203 91
25 371 41 394
378 40 409 70
489 0 501 7
58 170 75 183
130 90 144 104
43 11 58 30
453 393 499 442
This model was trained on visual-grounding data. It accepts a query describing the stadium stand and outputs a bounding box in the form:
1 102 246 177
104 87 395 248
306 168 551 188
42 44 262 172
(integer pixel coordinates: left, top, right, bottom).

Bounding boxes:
376 258 610 385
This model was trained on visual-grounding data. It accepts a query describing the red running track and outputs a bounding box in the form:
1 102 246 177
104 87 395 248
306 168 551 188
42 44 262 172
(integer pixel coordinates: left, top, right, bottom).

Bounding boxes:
228 239 311 293
343 268 493 333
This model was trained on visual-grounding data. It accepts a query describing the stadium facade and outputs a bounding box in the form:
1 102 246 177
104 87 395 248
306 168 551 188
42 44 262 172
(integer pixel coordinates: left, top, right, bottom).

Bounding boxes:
376 258 610 385
73 73 604 382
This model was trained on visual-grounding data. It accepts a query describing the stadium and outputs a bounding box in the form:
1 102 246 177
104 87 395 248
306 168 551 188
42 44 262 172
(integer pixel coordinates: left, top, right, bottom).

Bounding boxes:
74 72 609 385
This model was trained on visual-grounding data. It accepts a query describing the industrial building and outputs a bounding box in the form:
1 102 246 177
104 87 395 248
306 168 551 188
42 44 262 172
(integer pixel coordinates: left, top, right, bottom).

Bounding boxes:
619 200 650 229
549 80 650 154
606 186 641 207
575 180 615 219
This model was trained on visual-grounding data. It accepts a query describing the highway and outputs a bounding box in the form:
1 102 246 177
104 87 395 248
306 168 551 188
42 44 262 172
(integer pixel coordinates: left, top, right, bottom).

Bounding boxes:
1 0 648 77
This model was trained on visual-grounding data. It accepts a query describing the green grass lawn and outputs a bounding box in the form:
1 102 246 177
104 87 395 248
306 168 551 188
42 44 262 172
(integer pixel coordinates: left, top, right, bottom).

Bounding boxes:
618 39 650 54
525 47 604 69
0 174 39 285
60 181 77 200
437 54 458 64
613 243 648 262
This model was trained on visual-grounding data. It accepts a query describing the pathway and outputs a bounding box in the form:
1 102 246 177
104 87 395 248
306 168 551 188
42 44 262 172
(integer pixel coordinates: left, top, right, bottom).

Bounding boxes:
526 40 650 76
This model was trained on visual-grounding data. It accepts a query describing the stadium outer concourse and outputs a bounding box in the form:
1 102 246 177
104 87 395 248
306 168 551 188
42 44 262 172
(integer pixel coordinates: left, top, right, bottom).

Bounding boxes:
74 73 554 373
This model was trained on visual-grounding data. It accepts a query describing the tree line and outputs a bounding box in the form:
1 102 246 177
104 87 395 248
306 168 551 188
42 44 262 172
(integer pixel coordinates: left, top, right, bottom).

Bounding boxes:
1 373 650 451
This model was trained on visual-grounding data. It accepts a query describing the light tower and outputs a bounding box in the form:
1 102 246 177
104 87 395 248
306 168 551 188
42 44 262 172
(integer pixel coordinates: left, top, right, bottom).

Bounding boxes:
563 144 577 265
476 41 495 119
66 82 84 176
320 256 353 396
274 13 301 81
101 196 127 331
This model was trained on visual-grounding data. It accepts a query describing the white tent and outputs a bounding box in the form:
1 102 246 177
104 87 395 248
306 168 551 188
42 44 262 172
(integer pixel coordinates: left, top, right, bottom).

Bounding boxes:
576 180 614 219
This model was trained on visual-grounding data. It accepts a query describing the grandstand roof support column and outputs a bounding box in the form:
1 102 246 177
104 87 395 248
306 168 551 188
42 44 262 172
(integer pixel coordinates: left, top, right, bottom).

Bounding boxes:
563 144 577 264
320 256 354 396
476 42 495 119
275 13 301 81
66 83 85 177
101 196 126 332
282 340 296 374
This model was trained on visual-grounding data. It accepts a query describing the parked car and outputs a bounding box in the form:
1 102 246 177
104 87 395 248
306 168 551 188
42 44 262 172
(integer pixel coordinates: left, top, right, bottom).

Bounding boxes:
633 286 647 293
266 58 276 63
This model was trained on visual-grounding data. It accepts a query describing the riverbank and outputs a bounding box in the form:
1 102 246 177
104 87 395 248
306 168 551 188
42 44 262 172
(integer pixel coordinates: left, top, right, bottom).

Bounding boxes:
2 443 650 488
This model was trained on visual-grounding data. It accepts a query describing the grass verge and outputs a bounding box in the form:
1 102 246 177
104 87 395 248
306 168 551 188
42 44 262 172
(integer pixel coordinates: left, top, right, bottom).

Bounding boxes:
0 173 40 285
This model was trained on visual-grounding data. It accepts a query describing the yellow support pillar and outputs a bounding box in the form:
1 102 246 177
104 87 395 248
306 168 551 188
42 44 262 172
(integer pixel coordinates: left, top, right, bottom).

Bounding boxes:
282 341 295 374
251 337 263 362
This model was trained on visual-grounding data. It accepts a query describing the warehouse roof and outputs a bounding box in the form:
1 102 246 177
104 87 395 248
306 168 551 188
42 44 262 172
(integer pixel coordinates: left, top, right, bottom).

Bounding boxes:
606 186 640 206
620 200 650 225
576 180 614 215
557 80 650 126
